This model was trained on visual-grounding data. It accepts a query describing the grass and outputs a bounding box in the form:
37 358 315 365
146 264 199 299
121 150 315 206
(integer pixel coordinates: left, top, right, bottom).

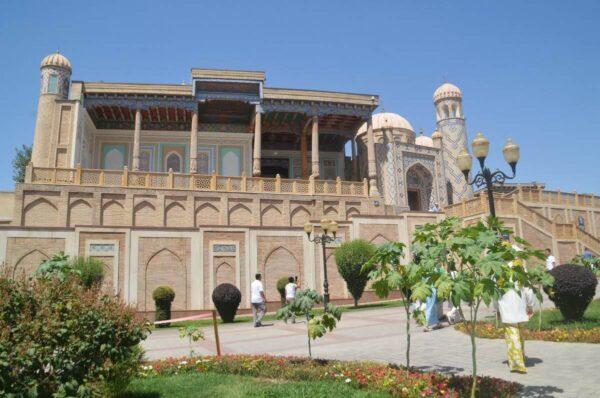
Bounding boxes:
526 299 600 330
455 300 600 343
118 372 388 398
162 299 404 329
482 299 600 331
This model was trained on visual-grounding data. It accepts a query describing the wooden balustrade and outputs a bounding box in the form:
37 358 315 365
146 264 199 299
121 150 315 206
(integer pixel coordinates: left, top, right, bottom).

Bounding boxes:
26 164 370 198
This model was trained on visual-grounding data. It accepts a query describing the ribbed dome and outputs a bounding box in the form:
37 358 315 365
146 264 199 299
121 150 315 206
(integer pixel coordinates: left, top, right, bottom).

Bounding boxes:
431 130 443 140
433 83 461 102
358 112 414 135
41 52 72 71
415 133 434 147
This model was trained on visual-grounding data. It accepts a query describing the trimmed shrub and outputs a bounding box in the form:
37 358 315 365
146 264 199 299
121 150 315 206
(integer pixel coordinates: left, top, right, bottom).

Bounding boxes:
0 275 149 396
153 286 176 327
277 276 290 305
212 283 242 323
548 264 597 320
71 256 105 288
334 239 377 306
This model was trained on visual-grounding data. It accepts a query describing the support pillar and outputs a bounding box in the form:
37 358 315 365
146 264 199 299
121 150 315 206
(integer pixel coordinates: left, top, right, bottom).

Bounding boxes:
311 116 319 178
351 138 359 181
252 105 262 176
300 129 308 178
132 109 141 171
189 111 198 173
366 117 380 196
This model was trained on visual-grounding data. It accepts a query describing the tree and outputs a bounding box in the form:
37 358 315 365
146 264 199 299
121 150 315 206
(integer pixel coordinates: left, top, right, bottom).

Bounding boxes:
12 144 31 183
276 289 342 357
364 242 431 370
415 217 547 398
334 239 377 307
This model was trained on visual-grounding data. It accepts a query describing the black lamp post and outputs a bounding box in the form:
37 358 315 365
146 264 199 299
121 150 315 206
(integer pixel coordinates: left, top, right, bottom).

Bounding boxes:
457 132 521 217
304 218 338 310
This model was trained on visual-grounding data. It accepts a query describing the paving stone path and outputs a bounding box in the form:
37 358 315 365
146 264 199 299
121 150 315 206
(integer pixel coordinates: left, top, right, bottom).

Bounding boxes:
144 305 599 398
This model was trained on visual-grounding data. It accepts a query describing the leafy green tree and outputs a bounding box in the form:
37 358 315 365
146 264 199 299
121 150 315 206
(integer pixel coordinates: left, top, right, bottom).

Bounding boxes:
35 252 72 281
276 289 342 357
334 239 377 307
12 144 31 183
415 217 547 398
364 242 432 370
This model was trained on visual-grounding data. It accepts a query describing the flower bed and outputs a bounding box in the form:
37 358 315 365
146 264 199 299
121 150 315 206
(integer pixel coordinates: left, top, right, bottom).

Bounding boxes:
455 322 600 344
139 354 520 398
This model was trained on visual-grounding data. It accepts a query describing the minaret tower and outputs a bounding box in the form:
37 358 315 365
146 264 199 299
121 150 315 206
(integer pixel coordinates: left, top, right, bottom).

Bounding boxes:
31 51 72 167
433 83 472 203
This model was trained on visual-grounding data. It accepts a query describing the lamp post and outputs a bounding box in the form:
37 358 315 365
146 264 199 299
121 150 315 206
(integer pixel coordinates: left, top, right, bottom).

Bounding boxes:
457 132 521 217
304 218 338 310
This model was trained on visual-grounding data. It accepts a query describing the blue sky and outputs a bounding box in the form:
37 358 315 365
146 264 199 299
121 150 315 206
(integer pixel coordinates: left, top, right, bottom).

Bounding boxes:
0 0 598 193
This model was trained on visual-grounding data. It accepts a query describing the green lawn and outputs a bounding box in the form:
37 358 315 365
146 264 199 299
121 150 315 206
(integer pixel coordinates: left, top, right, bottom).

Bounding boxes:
163 299 404 329
482 299 600 331
118 372 388 398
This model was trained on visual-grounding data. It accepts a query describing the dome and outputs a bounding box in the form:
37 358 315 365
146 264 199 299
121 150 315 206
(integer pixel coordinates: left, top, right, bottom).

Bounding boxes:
41 52 72 71
433 83 461 102
415 133 434 147
431 130 443 140
358 112 414 135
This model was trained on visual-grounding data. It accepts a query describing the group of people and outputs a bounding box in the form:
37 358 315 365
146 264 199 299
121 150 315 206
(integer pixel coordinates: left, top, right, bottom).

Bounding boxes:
250 273 298 327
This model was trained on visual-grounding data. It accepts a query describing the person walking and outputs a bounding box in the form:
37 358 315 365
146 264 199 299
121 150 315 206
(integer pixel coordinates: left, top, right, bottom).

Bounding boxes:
251 273 266 327
284 276 298 324
498 285 535 373
545 248 557 271
498 244 535 373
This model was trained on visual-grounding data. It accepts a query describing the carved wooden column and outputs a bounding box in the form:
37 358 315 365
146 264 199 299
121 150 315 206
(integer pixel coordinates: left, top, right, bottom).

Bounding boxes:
189 110 198 173
252 105 262 176
300 129 308 178
351 138 359 181
366 117 380 196
132 108 141 171
311 116 319 178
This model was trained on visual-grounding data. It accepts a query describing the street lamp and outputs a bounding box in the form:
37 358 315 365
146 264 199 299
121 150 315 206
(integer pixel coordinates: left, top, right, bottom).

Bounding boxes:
304 218 338 310
457 132 520 217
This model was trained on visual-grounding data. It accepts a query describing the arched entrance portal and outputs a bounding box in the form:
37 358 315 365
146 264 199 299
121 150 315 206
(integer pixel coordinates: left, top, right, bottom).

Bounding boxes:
406 163 434 211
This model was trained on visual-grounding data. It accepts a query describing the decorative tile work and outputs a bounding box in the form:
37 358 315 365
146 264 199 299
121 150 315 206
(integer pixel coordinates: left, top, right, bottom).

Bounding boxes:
213 244 236 253
89 243 116 254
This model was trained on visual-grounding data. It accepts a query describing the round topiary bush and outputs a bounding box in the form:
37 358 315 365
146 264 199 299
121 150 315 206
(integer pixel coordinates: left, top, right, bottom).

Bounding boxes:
152 286 175 327
276 276 290 305
334 239 377 307
212 283 242 323
548 264 597 321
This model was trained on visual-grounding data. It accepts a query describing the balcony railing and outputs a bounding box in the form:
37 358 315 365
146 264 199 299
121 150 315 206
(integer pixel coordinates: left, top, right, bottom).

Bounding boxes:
25 164 370 198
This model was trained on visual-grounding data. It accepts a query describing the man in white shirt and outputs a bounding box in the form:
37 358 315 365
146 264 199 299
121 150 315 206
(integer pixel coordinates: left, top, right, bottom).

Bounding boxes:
545 248 557 271
284 276 298 324
251 273 266 327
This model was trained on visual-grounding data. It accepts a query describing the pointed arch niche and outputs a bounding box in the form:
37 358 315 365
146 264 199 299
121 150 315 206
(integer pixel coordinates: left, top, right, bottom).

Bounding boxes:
406 163 434 211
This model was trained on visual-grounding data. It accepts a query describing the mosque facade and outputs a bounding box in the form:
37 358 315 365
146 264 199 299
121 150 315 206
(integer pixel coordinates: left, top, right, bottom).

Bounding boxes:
0 52 597 317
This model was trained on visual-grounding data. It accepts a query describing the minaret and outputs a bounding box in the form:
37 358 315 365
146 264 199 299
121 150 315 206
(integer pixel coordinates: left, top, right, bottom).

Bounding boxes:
433 83 472 203
31 51 72 167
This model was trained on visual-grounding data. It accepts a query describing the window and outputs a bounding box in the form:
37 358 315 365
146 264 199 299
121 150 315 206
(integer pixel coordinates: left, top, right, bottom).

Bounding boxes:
48 75 58 93
166 152 182 172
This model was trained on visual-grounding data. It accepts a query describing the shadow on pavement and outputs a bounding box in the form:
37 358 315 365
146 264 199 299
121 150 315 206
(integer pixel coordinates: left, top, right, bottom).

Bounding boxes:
520 385 564 398
414 364 465 375
501 357 543 368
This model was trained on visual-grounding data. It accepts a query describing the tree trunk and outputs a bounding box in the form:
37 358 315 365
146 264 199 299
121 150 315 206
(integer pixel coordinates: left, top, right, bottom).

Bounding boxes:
354 297 358 307
469 301 481 398
306 314 312 358
405 304 411 370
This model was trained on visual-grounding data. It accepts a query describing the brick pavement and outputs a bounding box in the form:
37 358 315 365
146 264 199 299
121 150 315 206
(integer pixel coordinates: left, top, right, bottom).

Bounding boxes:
143 305 599 398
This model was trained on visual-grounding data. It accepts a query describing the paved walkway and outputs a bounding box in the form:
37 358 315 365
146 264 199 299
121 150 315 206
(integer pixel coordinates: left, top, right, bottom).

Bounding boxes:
143 305 599 398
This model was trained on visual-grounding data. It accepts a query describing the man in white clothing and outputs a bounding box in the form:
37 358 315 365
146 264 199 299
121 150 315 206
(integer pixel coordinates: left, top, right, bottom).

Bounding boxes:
251 273 266 327
545 248 557 271
284 276 298 323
